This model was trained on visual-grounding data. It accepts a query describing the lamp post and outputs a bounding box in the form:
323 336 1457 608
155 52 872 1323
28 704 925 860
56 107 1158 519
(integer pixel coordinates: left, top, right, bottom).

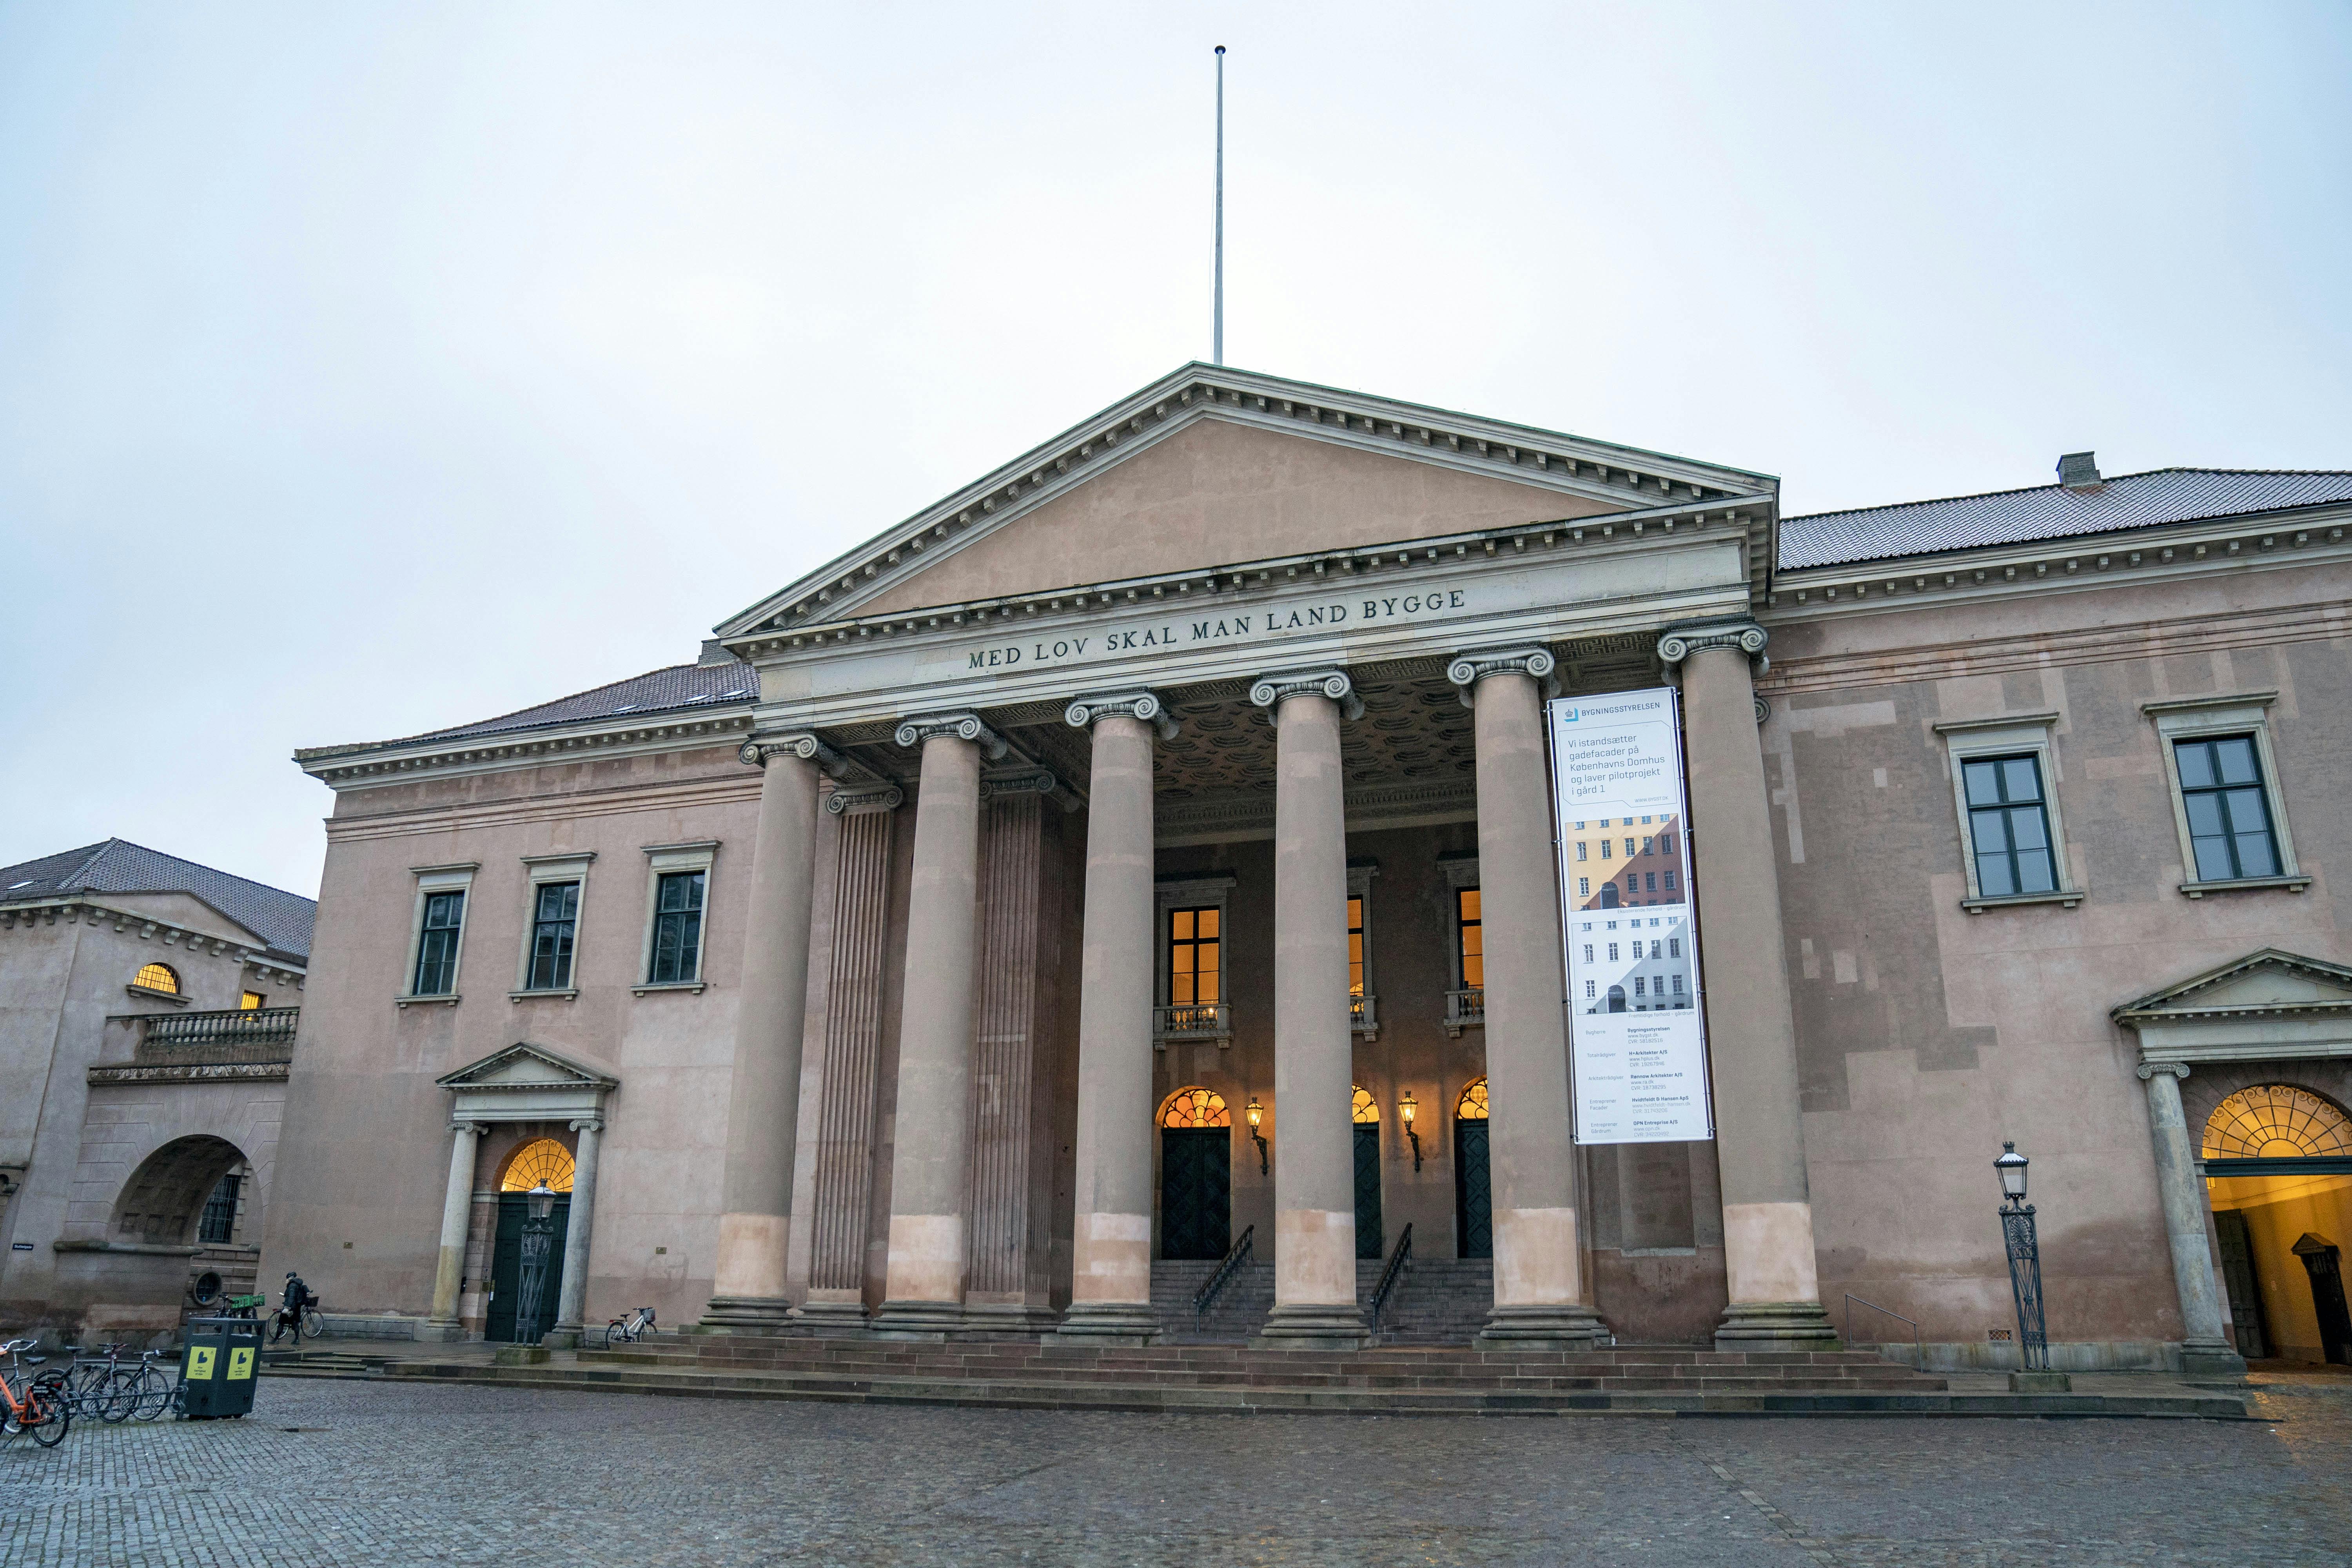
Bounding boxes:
1399 1091 1422 1172
1995 1142 2050 1374
1245 1096 1269 1176
515 1181 559 1344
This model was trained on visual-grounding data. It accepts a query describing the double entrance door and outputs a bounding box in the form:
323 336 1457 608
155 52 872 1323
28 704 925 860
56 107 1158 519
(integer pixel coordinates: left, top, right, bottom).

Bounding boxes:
1159 1114 1496 1261
485 1192 570 1343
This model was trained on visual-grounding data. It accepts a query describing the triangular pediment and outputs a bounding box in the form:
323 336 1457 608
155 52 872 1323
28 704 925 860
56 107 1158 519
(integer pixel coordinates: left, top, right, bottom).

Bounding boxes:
2113 949 2352 1024
437 1040 619 1091
717 363 1776 637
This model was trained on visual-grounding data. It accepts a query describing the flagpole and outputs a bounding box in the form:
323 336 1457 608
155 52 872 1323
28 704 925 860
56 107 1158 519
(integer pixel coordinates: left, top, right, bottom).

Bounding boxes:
1213 45 1225 367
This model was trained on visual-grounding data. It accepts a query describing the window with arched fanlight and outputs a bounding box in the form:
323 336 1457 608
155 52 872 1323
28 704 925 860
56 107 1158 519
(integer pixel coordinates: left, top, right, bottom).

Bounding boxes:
2203 1086 2352 1161
1456 1078 1489 1120
500 1138 576 1192
1351 1086 1380 1124
1160 1087 1231 1128
134 963 180 995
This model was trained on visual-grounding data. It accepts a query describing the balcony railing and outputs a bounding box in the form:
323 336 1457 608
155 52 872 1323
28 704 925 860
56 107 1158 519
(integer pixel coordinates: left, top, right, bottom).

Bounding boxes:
142 1007 300 1051
1349 993 1379 1038
1443 988 1485 1036
1153 1002 1232 1046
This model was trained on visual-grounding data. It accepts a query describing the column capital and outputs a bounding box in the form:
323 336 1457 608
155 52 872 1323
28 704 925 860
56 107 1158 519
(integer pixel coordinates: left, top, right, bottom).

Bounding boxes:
740 732 848 776
568 1117 604 1134
978 768 1060 803
1446 646 1559 708
1656 618 1768 670
824 784 906 816
1064 690 1179 740
449 1120 486 1137
2136 1060 2193 1082
893 712 1009 759
1248 668 1363 722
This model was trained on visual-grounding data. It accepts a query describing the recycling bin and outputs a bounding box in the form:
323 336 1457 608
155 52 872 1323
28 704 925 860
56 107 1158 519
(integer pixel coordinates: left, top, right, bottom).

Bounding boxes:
179 1314 263 1419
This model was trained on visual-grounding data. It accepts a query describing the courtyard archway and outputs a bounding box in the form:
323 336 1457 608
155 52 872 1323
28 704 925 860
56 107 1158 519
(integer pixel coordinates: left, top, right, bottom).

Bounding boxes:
2204 1085 2352 1364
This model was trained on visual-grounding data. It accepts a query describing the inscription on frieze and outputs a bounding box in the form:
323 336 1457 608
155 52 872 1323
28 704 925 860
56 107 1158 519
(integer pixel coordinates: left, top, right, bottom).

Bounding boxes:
965 589 1471 672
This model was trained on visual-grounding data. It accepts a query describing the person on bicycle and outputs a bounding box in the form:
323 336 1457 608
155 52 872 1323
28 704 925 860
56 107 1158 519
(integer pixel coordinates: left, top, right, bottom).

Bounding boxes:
272 1270 315 1343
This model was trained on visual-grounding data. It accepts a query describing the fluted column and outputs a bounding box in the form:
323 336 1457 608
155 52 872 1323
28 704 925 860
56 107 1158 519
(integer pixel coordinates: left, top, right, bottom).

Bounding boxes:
547 1116 604 1347
1660 621 1837 1348
1250 671 1369 1348
702 732 833 1330
873 714 1002 1336
425 1121 484 1341
1057 693 1177 1343
1449 649 1609 1346
2138 1062 2247 1377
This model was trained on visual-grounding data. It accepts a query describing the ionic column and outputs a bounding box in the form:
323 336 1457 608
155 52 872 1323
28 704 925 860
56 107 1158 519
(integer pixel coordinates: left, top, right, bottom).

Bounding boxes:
1659 621 1837 1348
426 1120 485 1340
1448 649 1609 1347
872 714 1003 1336
1057 693 1178 1343
548 1116 605 1347
1250 671 1369 1348
702 732 836 1330
2137 1062 2247 1377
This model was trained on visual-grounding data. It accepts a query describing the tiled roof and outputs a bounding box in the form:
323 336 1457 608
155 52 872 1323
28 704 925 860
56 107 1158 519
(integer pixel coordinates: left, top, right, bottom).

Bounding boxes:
0 839 316 960
330 660 759 753
1779 469 2352 572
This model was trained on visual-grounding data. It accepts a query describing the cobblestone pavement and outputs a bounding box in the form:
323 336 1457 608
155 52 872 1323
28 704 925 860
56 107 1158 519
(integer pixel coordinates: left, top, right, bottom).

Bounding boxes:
2 1368 2346 1567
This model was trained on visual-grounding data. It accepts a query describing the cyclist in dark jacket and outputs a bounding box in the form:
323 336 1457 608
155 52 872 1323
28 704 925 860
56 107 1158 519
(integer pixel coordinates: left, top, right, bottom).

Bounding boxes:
272 1272 314 1343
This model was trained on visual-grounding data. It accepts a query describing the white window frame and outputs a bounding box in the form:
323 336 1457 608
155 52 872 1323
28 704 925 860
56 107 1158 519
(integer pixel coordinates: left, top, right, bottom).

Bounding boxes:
398 862 479 1006
635 841 718 995
1347 859 1379 1039
512 852 595 1000
1932 713 2083 912
2142 691 2310 898
1154 873 1236 1045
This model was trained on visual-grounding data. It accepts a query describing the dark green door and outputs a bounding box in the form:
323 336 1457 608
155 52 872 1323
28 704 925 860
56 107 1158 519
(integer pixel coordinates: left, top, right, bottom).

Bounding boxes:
1354 1123 1383 1259
1160 1128 1230 1260
2213 1208 2268 1359
1455 1118 1492 1259
485 1193 570 1343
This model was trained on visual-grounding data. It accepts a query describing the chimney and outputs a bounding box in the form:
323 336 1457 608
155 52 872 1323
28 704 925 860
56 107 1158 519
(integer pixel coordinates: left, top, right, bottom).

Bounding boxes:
2057 451 2102 491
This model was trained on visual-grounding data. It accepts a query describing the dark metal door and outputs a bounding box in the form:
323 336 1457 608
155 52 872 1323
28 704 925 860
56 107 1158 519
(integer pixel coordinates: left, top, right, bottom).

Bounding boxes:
2295 1235 2352 1365
485 1193 569 1343
2212 1208 2269 1359
1159 1128 1230 1261
1454 1118 1492 1259
1354 1123 1383 1260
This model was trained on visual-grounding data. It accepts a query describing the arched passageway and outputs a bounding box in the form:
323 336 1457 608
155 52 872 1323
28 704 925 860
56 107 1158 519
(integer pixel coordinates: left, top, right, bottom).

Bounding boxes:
2204 1085 2352 1363
112 1135 247 1246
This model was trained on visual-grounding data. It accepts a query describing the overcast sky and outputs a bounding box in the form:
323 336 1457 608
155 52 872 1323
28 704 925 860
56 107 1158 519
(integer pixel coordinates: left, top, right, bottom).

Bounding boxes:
3 2 2347 899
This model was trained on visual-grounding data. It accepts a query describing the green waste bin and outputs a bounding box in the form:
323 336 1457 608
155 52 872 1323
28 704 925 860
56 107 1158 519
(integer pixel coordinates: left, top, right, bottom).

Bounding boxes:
180 1315 263 1419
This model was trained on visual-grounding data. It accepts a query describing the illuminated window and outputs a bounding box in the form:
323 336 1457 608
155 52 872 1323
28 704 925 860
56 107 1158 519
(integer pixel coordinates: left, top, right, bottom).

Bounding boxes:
1347 896 1365 996
1352 1086 1380 1124
501 1138 576 1192
2202 1085 2352 1160
1456 889 1483 989
1160 1087 1231 1128
134 963 180 995
1456 1078 1489 1120
239 991 264 1010
1169 907 1221 1005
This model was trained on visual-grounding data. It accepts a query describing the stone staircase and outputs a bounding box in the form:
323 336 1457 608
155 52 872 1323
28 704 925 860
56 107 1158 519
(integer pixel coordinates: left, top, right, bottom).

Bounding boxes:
1151 1259 1274 1342
1368 1258 1494 1344
260 1347 394 1379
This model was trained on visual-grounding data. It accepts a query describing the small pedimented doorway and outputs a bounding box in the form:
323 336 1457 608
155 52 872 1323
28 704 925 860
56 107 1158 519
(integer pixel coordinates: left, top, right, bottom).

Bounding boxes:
1159 1088 1231 1261
485 1138 573 1344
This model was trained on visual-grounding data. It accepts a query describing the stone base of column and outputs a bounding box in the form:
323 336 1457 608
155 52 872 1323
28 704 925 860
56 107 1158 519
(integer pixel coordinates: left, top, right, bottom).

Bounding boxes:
961 1301 1063 1336
415 1319 464 1344
1251 1303 1371 1351
696 1295 797 1334
1474 1303 1612 1350
869 1299 965 1340
1053 1302 1161 1346
1713 1300 1841 1352
787 1298 873 1336
541 1327 583 1350
2178 1337 2249 1382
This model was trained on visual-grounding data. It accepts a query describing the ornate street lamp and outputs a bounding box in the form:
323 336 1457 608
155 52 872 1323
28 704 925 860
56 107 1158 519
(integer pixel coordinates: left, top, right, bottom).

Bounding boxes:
1245 1097 1269 1176
1995 1142 2049 1373
515 1181 559 1344
1399 1091 1422 1172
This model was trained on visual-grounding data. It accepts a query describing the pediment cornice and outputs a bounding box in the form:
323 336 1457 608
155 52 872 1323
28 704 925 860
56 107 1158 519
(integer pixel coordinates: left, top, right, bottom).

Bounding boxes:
436 1040 620 1092
715 363 1777 641
2112 947 2352 1027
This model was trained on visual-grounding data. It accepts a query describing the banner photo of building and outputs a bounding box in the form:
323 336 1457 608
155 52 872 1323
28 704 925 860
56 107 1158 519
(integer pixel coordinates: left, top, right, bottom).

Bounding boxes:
1549 689 1713 1145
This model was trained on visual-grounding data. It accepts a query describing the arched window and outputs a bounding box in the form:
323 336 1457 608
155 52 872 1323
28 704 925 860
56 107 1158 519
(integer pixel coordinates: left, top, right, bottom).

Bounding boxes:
500 1138 576 1192
2203 1086 2352 1160
134 963 179 995
1351 1086 1380 1124
1160 1087 1230 1128
1456 1078 1489 1120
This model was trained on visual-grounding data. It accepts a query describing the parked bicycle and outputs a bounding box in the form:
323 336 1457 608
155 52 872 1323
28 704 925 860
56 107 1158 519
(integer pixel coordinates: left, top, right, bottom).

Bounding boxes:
0 1338 71 1448
601 1306 657 1348
51 1342 144 1423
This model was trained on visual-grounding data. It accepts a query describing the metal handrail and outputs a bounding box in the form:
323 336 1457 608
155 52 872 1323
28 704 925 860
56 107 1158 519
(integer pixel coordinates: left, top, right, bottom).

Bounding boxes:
142 1007 300 1049
1842 1294 1922 1361
1368 1223 1413 1328
1191 1224 1254 1317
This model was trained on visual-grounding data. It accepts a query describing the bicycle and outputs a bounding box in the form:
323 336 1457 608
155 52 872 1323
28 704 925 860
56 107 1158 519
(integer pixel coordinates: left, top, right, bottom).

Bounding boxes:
53 1342 143 1423
601 1307 657 1348
270 1298 324 1345
0 1339 71 1448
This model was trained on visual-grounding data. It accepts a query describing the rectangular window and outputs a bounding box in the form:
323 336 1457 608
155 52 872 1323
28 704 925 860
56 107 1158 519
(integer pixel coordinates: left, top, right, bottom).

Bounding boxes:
414 890 465 995
1582 944 1594 964
1455 889 1483 990
1577 876 1590 897
1347 896 1365 996
239 991 264 1011
1962 755 2056 898
1672 975 1685 994
1607 942 1620 962
1576 841 1588 861
2175 737 2281 881
1584 979 1595 1000
1662 832 1676 855
1169 906 1221 1004
1642 837 1654 855
648 871 706 984
1599 840 1612 860
1669 937 1681 958
1624 837 1636 857
527 881 581 991
1664 870 1677 892
1633 976 1646 996
1644 872 1657 892
198 1174 240 1245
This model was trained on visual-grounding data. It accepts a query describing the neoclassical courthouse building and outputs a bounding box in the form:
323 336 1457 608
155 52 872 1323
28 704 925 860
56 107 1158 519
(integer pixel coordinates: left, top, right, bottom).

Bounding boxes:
239 366 2352 1371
